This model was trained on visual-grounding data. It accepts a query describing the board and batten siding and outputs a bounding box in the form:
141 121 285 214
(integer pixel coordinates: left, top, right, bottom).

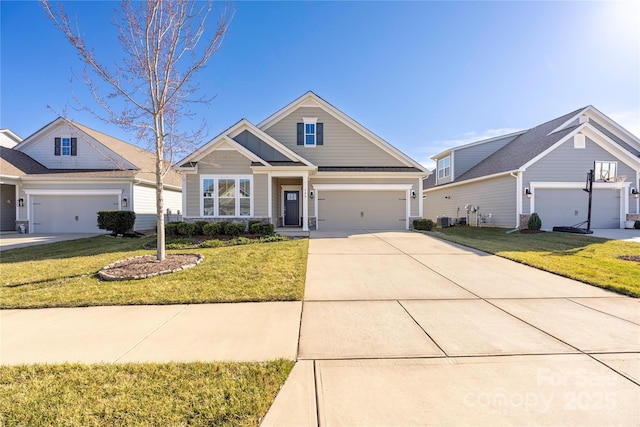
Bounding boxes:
20 123 136 170
423 175 516 227
133 185 182 230
453 134 519 179
262 106 406 167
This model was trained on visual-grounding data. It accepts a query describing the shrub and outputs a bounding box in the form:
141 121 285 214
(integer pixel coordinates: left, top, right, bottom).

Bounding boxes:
165 222 182 237
199 239 226 248
97 211 136 235
259 235 289 243
227 236 252 246
249 221 275 236
165 238 194 249
635 220 640 230
193 221 209 236
248 219 264 229
528 213 542 230
175 222 196 237
203 222 223 236
223 222 245 237
413 218 435 231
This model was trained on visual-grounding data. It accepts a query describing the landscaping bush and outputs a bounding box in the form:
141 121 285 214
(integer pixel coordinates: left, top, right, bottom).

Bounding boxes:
193 221 209 236
635 220 640 230
259 235 289 243
413 218 435 231
227 236 252 246
166 238 194 249
175 222 197 237
164 222 182 237
203 222 223 236
249 221 275 236
248 219 264 229
97 211 136 235
199 239 226 248
528 213 542 231
223 222 245 237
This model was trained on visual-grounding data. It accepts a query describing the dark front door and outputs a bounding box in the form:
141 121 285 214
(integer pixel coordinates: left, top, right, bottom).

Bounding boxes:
0 184 16 231
284 191 300 226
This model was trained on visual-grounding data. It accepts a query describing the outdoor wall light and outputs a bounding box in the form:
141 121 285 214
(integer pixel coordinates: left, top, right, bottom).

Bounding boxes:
411 190 417 199
309 190 315 199
18 198 24 207
632 188 639 199
444 196 451 199
122 198 128 208
524 188 533 199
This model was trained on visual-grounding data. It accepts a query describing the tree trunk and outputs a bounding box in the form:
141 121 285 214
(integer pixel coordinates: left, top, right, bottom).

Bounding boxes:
156 114 166 262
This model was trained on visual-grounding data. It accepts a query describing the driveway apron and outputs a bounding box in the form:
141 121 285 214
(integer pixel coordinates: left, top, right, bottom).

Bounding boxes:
262 231 640 426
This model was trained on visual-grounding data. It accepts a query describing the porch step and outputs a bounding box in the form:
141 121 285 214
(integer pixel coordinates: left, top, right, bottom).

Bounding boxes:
275 228 310 238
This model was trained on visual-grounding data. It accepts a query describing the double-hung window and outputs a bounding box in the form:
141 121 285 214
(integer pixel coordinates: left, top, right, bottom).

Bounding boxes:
305 123 316 146
437 156 451 179
202 176 252 217
61 137 72 156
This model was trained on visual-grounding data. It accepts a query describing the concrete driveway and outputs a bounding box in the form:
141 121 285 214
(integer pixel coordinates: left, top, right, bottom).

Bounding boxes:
0 232 102 251
262 231 640 426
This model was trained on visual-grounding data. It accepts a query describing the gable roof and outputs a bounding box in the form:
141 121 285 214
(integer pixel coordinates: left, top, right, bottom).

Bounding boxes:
10 118 181 187
176 118 314 168
0 146 49 177
258 91 429 172
424 106 640 190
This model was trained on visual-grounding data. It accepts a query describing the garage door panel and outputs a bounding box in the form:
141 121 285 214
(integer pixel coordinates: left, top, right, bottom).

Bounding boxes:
33 195 119 233
535 189 619 229
318 191 406 230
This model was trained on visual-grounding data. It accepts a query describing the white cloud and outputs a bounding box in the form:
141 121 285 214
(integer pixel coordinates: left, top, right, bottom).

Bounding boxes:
416 127 523 170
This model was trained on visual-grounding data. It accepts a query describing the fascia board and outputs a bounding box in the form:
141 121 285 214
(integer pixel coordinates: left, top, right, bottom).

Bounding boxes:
13 117 64 151
547 107 589 135
581 125 640 172
430 130 527 160
258 92 427 172
314 172 427 179
583 106 640 149
422 170 517 192
228 120 314 167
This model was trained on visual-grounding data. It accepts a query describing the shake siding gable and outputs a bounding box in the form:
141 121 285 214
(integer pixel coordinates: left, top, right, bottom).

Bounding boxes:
262 106 405 167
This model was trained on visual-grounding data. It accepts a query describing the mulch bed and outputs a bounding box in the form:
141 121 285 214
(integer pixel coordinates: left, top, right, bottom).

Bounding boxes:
99 253 204 281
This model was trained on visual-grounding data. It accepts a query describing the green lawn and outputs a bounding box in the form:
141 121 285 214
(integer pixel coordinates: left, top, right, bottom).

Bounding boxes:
0 235 308 309
425 227 640 297
0 360 294 427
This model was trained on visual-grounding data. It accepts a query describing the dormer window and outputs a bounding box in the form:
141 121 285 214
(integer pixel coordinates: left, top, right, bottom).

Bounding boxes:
297 118 324 146
437 156 451 179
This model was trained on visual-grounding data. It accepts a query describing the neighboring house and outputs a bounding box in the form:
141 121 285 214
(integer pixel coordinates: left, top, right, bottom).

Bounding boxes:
176 92 428 231
0 117 182 233
423 106 640 230
0 129 22 148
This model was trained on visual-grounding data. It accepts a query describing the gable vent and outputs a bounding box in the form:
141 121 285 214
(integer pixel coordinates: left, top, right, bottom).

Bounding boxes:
579 115 589 124
574 133 586 149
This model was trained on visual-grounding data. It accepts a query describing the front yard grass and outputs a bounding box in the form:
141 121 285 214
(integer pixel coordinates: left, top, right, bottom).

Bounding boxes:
0 235 308 309
427 227 640 297
0 360 293 427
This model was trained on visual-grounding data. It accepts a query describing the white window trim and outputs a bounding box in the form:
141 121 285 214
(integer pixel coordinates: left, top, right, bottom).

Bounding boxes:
437 156 451 179
303 117 317 147
200 175 253 218
594 160 618 182
61 137 72 156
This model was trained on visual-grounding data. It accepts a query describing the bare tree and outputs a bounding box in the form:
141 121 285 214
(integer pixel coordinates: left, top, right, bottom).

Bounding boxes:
41 0 232 260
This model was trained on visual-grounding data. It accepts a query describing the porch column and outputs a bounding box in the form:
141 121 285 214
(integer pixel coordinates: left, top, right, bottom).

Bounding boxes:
302 173 309 231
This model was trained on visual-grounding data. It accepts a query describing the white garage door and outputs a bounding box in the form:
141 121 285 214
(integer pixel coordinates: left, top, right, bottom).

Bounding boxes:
317 191 406 230
32 195 119 233
535 188 620 229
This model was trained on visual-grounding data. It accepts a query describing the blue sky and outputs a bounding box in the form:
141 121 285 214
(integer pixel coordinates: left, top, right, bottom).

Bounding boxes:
1 1 639 169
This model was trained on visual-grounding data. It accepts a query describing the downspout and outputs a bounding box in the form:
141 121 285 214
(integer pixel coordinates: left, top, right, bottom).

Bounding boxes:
510 171 522 228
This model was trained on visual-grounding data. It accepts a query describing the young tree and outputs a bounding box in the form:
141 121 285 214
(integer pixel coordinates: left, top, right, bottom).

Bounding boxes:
41 0 232 260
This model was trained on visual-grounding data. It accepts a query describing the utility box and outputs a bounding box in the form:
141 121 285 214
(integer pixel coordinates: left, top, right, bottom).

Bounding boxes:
437 217 451 228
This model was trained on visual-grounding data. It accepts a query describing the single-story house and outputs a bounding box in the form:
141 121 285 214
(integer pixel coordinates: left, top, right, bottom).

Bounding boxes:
176 91 429 230
0 117 182 233
423 106 640 230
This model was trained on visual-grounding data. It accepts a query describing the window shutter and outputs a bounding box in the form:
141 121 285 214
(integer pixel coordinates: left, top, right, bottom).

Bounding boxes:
54 137 61 156
316 123 323 145
71 137 78 156
296 123 304 145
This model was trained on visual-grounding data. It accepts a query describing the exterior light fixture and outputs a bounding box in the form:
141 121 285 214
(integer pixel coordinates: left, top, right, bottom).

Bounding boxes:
632 188 639 199
524 188 533 199
411 190 417 199
122 198 128 208
18 198 24 207
309 190 315 199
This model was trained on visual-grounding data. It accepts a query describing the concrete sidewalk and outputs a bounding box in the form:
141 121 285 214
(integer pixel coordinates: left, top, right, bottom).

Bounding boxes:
1 302 301 364
262 231 640 426
0 232 101 251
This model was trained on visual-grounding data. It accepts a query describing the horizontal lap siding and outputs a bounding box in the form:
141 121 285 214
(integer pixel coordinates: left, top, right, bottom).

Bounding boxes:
253 174 268 216
132 185 182 230
423 175 516 227
454 134 519 179
262 107 406 167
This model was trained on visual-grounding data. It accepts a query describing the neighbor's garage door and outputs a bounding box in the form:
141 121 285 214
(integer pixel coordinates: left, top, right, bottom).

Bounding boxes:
32 195 119 233
317 191 406 230
535 188 620 229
